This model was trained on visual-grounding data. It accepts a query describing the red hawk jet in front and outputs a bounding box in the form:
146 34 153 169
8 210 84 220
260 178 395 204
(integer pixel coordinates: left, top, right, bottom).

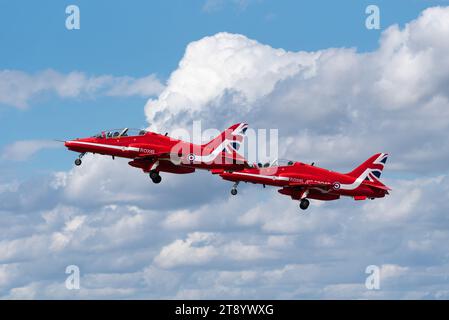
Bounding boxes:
219 153 391 210
64 123 248 183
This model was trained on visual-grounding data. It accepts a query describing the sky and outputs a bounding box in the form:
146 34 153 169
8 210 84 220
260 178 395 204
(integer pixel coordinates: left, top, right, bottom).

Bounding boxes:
1 0 449 299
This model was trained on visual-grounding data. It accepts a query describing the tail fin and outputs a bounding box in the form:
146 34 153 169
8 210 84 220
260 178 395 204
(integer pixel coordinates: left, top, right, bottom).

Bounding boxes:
346 153 389 182
202 123 248 156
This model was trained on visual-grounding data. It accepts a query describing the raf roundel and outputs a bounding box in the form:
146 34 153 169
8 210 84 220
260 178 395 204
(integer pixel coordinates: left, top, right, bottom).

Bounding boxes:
333 182 341 190
188 154 196 162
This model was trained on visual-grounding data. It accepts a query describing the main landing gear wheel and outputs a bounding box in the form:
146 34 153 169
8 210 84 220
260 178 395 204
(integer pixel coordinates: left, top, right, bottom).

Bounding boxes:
299 198 310 210
149 170 159 180
149 170 162 184
152 175 162 184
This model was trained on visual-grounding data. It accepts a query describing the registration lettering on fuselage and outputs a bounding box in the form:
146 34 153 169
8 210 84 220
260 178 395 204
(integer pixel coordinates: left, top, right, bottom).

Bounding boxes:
139 148 155 154
289 177 330 185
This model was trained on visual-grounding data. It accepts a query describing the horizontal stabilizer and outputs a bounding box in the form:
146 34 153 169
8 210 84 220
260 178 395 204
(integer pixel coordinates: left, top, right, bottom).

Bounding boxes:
365 181 391 191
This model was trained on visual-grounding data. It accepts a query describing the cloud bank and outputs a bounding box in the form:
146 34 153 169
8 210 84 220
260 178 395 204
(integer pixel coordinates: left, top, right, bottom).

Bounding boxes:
1 140 61 161
1 6 449 299
0 70 164 108
145 6 449 173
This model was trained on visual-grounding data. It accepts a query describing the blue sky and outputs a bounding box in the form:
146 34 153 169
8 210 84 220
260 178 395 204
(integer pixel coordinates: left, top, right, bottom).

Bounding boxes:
2 0 443 74
1 0 449 299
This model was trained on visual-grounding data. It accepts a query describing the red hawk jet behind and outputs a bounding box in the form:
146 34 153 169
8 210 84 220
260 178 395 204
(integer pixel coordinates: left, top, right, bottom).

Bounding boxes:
219 153 391 210
64 123 248 183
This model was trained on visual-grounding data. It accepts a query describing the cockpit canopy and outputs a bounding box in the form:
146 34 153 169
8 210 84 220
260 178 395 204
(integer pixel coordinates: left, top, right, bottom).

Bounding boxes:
92 128 148 139
255 158 296 168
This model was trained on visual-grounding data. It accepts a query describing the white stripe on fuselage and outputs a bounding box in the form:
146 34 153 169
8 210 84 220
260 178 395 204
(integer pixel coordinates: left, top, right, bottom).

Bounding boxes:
67 141 140 152
339 168 371 190
194 139 234 162
229 171 290 181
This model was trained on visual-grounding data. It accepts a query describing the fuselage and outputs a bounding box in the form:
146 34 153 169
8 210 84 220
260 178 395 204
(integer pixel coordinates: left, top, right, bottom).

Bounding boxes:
220 161 389 200
64 128 247 173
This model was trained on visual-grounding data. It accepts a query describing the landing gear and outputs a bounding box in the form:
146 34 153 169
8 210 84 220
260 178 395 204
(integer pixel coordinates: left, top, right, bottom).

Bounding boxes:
299 198 310 210
149 170 162 184
230 181 239 196
74 153 85 166
149 170 159 180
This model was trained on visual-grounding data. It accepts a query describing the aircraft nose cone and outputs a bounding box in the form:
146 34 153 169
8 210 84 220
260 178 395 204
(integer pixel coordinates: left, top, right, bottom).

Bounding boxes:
64 140 73 147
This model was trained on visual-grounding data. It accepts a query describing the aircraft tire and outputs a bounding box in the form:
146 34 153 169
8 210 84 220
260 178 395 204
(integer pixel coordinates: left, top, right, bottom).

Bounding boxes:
74 159 82 166
300 199 310 210
149 170 159 180
231 188 238 196
152 175 162 184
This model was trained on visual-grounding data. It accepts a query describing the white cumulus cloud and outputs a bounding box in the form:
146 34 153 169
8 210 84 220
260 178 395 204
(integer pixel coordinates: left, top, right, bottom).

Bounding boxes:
0 69 164 108
1 140 61 161
144 7 449 174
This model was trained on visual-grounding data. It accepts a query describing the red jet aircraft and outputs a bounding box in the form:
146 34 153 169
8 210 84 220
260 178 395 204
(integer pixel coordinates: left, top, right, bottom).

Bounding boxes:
219 153 391 210
64 123 248 183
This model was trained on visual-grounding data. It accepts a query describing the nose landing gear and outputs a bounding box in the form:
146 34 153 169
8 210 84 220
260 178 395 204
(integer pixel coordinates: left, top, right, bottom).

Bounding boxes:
74 153 85 166
149 170 162 184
